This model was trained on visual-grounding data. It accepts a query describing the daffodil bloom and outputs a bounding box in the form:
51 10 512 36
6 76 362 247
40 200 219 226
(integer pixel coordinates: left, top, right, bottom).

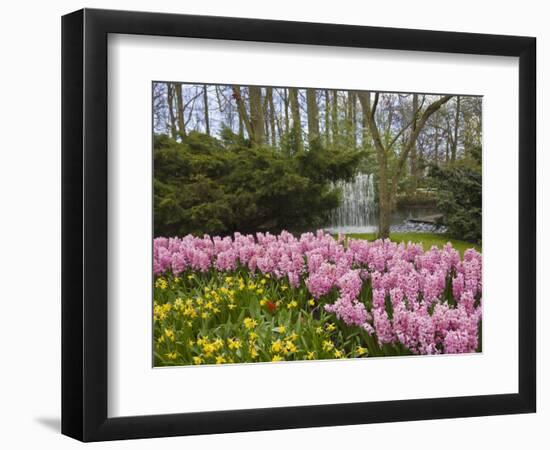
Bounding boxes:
315 326 323 335
271 339 283 353
308 299 315 306
187 274 195 280
287 300 298 309
284 341 297 354
165 351 177 360
228 303 236 310
164 328 175 341
288 332 298 342
215 355 226 364
249 331 258 341
192 356 203 365
322 340 334 352
243 317 257 330
306 351 315 360
326 323 336 332
155 277 168 290
202 343 217 356
356 347 367 356
250 347 259 359
277 325 286 334
334 349 344 358
272 355 283 362
227 338 242 350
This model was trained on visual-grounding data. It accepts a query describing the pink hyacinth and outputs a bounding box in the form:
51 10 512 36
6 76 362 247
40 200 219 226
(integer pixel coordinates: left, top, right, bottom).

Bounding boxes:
153 230 482 355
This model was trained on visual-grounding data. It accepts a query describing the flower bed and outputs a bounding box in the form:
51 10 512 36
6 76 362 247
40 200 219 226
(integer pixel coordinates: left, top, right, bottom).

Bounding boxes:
153 230 482 366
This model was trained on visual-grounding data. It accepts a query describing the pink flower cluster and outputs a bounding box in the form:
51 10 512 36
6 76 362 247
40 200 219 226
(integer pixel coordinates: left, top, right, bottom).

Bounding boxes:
154 230 482 355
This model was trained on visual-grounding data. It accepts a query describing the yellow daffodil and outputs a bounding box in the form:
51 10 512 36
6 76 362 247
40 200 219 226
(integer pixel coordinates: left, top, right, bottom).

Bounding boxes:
272 355 283 362
227 338 242 350
164 328 175 341
277 325 286 334
165 351 177 360
308 298 315 306
271 339 283 353
287 300 298 309
244 317 258 330
284 341 297 354
215 355 226 364
306 351 315 360
356 347 367 356
192 356 203 365
155 277 168 290
322 340 334 352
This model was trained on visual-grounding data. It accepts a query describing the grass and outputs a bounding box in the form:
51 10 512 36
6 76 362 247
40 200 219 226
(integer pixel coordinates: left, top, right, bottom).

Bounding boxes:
345 232 481 255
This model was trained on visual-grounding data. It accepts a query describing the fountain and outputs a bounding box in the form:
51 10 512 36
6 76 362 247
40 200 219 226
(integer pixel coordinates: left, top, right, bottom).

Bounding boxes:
327 173 377 234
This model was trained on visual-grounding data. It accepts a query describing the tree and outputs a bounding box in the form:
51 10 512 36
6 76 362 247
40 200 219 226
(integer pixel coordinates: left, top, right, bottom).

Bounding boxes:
174 83 186 139
266 87 277 146
232 86 254 142
249 86 265 145
306 88 320 149
409 93 419 193
451 96 461 162
166 83 177 140
289 88 302 153
358 92 453 238
203 84 210 136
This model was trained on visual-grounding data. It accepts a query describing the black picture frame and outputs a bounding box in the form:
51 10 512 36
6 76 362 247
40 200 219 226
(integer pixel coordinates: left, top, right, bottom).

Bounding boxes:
62 8 536 442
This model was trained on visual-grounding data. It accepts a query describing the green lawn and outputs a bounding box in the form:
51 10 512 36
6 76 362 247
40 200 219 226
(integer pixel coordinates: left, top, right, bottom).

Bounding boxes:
345 232 481 255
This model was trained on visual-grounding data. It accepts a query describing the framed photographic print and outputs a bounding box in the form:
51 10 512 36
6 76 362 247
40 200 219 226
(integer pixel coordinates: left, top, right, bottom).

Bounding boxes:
61 8 536 442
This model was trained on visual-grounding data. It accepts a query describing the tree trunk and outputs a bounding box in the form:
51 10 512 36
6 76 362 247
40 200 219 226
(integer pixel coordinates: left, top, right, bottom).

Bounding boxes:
289 87 302 153
434 126 440 165
249 86 265 145
203 85 210 136
167 83 177 139
451 96 460 162
409 93 419 193
283 89 290 134
324 90 330 145
331 90 339 145
266 87 277 146
174 83 186 139
346 91 355 148
306 88 320 149
232 86 254 142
